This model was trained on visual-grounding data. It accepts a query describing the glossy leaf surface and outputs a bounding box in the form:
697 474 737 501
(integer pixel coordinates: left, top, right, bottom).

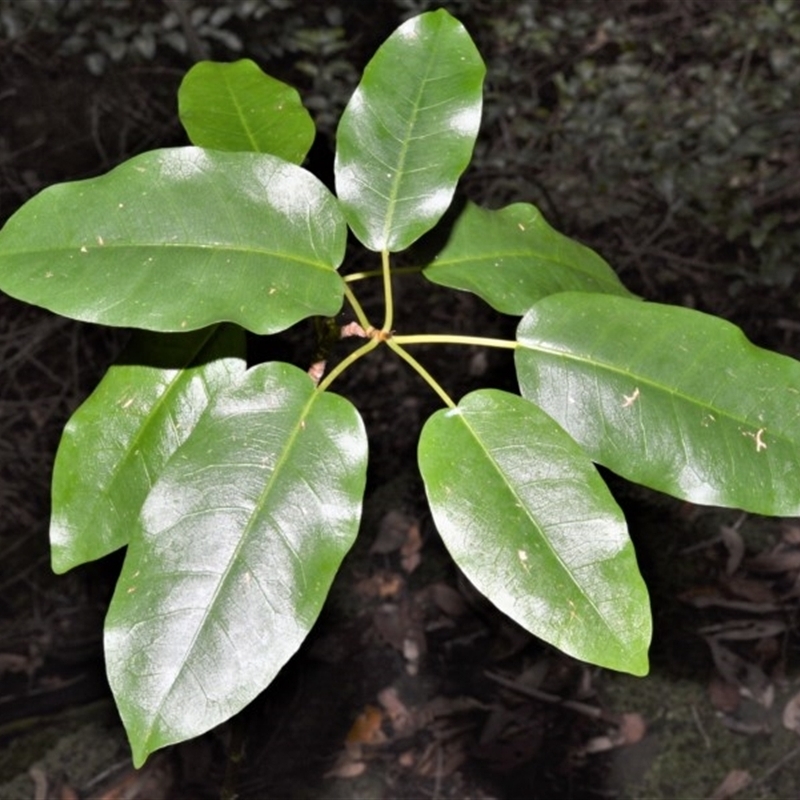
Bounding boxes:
105 362 368 766
50 325 245 574
422 201 632 314
516 293 800 514
334 9 484 251
0 148 346 334
178 59 315 162
418 389 651 675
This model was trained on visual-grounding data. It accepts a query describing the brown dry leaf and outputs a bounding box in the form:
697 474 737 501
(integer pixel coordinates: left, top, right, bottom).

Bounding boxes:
416 735 469 778
355 570 404 599
781 689 800 734
678 586 724 607
718 716 771 735
398 749 416 768
781 524 800 545
420 695 487 726
754 634 781 663
747 544 800 573
324 759 367 779
372 603 405 650
59 786 79 800
618 712 647 745
378 686 414 736
326 707 385 780
372 600 426 663
582 734 617 754
403 629 426 675
371 510 412 555
709 676 740 713
428 582 468 618
400 521 422 573
780 571 800 600
581 714 646 754
708 769 751 800
680 588 780 612
705 637 773 707
721 575 779 605
699 619 787 641
346 705 386 747
720 524 745 575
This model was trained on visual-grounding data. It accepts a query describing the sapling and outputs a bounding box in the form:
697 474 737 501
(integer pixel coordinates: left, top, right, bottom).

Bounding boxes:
1 9 799 766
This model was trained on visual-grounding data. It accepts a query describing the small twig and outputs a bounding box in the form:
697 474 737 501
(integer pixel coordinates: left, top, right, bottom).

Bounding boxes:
749 743 800 791
690 704 711 749
484 670 612 721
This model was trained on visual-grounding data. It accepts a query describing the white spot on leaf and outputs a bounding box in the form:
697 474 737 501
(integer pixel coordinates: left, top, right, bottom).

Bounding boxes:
622 388 640 408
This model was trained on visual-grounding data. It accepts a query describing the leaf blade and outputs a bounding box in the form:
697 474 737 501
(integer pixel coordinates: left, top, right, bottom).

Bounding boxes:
334 9 485 251
516 293 800 514
0 148 346 334
178 59 315 162
422 201 632 313
104 362 368 765
50 325 246 573
418 389 651 675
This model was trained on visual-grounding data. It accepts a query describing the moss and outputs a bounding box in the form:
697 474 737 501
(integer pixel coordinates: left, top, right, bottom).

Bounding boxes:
600 671 799 799
0 703 127 798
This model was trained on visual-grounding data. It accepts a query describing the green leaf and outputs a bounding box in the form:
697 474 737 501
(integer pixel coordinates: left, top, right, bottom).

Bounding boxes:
334 9 485 252
418 389 651 675
50 325 246 574
422 201 633 314
104 362 368 766
0 148 346 334
178 59 315 163
516 293 800 515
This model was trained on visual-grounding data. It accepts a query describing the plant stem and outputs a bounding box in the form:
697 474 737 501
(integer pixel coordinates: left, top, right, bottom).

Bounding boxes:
343 282 373 332
316 337 380 394
381 249 394 333
345 265 422 283
386 340 456 409
392 333 518 349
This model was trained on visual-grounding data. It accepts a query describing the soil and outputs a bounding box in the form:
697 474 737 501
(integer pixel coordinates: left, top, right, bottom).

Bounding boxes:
2 5 800 800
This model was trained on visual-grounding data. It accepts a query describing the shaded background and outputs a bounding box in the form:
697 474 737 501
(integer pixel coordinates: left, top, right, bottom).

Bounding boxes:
2 1 800 798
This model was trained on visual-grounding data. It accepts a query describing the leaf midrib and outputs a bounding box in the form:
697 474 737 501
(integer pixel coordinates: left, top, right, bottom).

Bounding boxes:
519 335 791 449
222 68 260 153
146 375 321 745
5 242 338 271
381 24 445 246
429 247 624 290
454 400 625 646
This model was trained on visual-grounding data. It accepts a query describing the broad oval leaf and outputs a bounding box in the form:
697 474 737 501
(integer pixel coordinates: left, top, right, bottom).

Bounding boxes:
0 148 346 334
516 293 800 515
50 325 246 574
334 9 485 252
104 362 368 766
422 201 632 313
178 59 315 163
418 389 651 675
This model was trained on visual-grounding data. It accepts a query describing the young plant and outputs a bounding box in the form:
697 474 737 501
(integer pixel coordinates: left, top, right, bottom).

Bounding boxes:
1 9 800 766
